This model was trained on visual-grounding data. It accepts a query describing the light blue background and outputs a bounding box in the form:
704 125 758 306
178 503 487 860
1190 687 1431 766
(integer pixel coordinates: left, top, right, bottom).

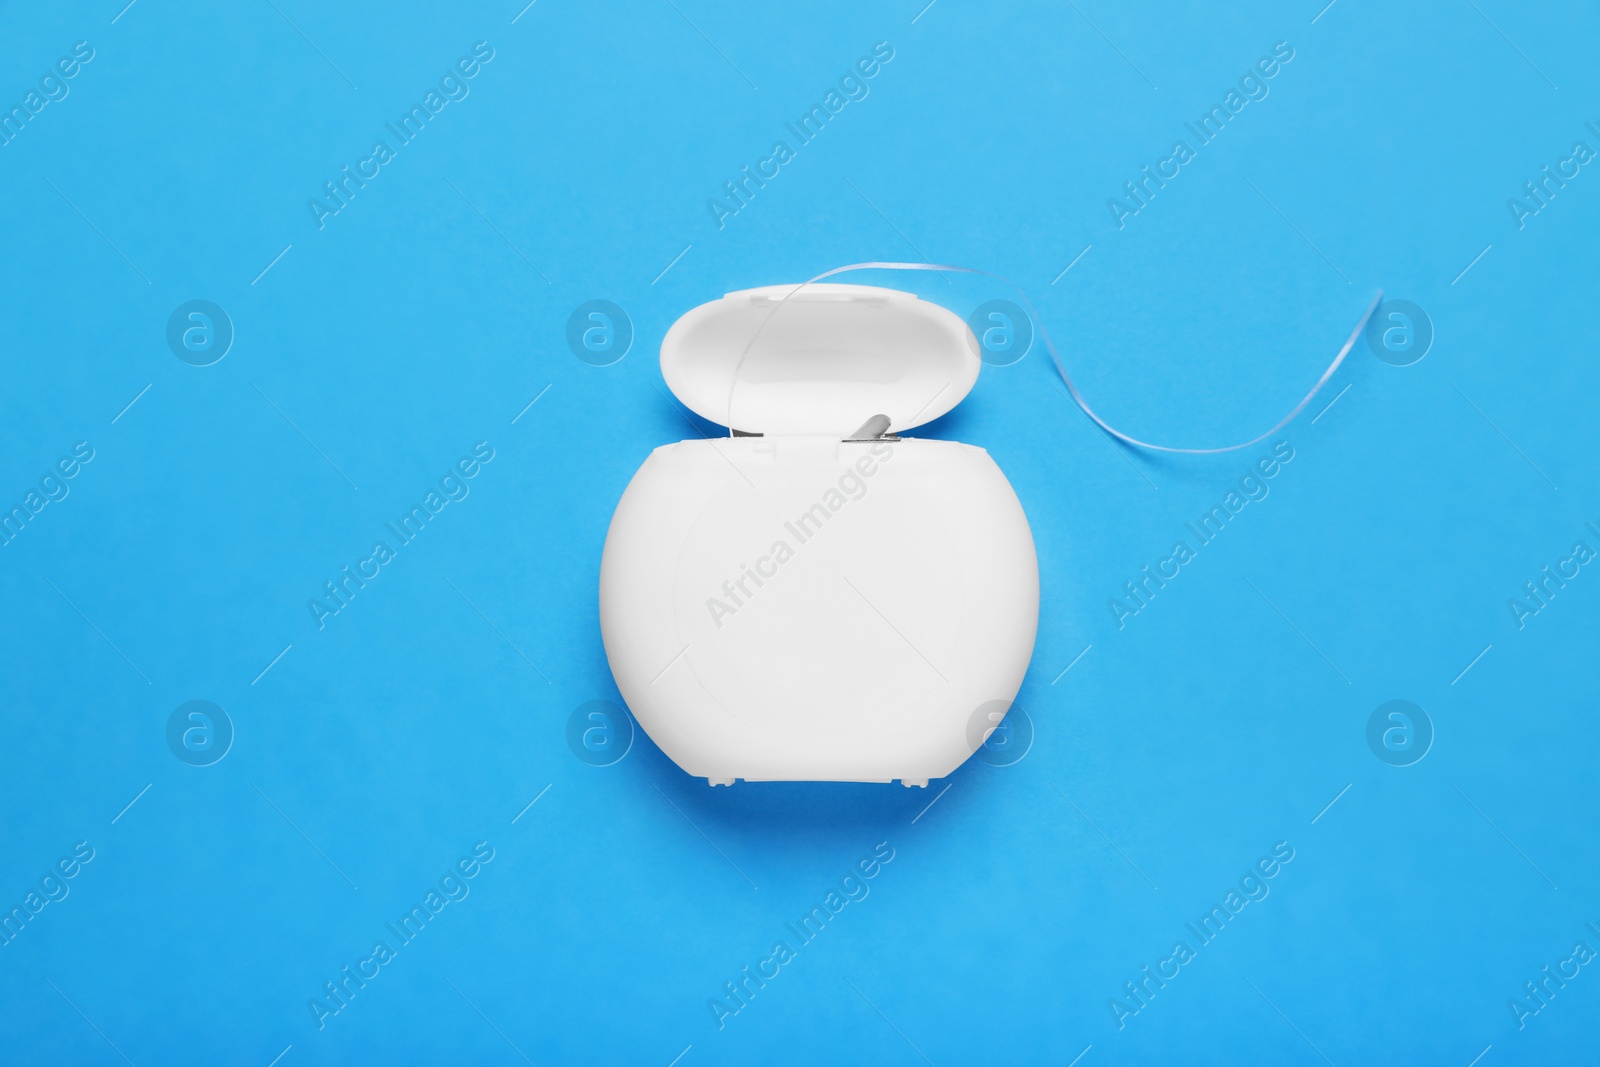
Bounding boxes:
2 1 1597 1063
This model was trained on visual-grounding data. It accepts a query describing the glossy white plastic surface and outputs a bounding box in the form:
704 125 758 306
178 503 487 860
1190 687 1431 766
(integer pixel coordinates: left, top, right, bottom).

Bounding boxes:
599 284 1039 785
659 283 979 437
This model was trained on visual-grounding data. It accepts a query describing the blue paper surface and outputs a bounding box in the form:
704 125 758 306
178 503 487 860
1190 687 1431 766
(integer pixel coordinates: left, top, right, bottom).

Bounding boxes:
2 1 1597 1063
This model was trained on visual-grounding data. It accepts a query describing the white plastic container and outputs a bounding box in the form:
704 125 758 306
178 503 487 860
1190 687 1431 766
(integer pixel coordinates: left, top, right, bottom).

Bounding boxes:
599 283 1039 786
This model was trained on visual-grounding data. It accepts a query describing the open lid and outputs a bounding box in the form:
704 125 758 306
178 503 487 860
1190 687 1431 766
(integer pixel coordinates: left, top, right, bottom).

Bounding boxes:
659 283 980 436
